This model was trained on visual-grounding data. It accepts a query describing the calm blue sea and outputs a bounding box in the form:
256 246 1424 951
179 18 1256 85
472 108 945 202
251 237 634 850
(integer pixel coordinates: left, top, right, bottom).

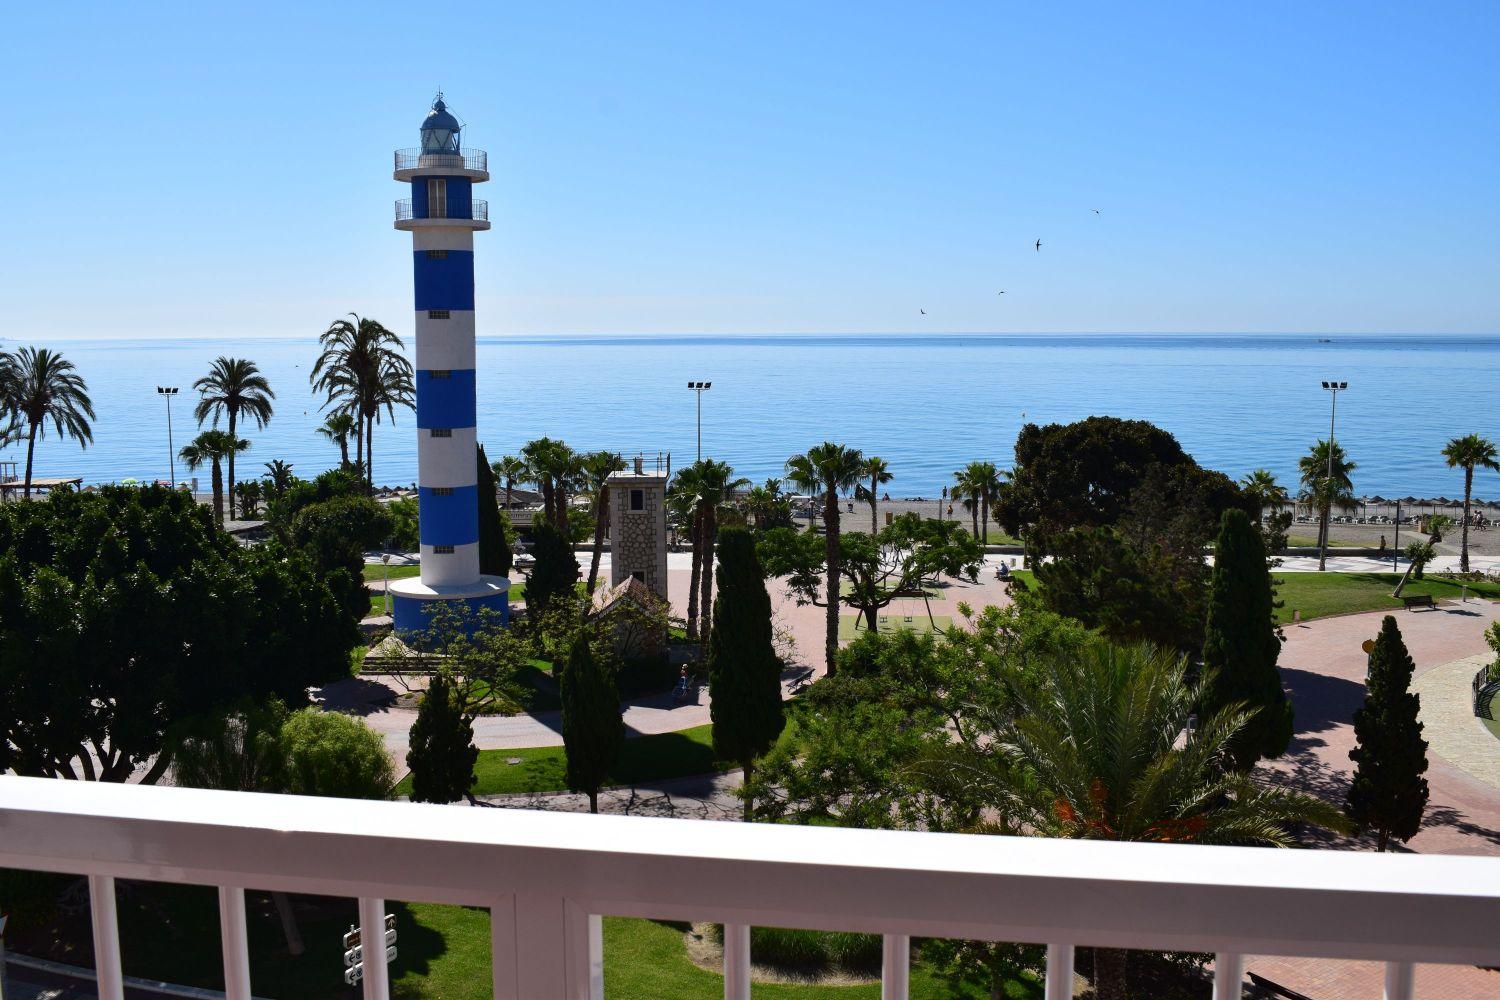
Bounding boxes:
5 333 1499 500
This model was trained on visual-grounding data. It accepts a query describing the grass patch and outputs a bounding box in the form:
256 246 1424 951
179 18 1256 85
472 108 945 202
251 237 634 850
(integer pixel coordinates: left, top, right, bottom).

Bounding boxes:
362 563 422 583
1482 716 1500 744
839 581 942 599
397 723 725 797
838 614 952 641
1274 573 1500 624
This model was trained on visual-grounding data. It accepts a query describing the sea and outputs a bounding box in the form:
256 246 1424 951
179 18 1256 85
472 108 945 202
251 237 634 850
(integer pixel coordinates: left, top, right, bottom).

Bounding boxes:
5 333 1498 500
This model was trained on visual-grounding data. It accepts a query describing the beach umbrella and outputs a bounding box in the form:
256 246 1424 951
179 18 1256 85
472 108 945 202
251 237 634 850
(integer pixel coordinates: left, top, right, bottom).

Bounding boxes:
119 477 140 486
1369 495 1387 504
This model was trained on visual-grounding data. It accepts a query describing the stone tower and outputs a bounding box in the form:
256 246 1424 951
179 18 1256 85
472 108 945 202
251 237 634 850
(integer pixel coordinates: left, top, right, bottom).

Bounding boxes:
607 455 669 601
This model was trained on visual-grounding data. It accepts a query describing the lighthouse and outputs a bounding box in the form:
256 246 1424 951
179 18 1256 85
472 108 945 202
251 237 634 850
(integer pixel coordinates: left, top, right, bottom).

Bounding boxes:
389 95 509 633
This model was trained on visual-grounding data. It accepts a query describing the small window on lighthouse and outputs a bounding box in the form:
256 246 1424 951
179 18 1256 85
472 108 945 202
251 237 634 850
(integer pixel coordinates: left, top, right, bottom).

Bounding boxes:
427 179 448 218
430 370 452 379
425 249 448 259
432 487 454 496
430 428 453 438
434 545 455 554
427 310 450 319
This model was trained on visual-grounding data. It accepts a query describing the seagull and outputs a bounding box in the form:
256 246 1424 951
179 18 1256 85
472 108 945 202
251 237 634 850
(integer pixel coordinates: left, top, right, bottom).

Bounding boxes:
997 290 1006 295
1092 209 1100 215
1034 239 1042 251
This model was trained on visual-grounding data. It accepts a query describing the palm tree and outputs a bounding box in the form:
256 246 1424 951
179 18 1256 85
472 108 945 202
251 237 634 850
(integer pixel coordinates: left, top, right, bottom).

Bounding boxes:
1441 434 1500 573
310 314 413 490
0 346 95 498
234 480 263 518
786 443 865 677
180 430 247 526
579 451 627 596
493 454 527 512
916 643 1348 1000
521 437 578 531
193 357 274 519
263 460 294 500
859 456 893 535
951 468 980 537
316 412 358 471
1297 439 1357 572
690 459 749 652
963 460 1003 543
1240 468 1289 523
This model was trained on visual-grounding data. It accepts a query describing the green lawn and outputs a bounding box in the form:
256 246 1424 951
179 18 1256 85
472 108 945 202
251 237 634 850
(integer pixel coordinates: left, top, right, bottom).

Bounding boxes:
838 614 953 641
839 581 942 599
1482 716 1500 744
397 723 725 797
362 563 422 583
1274 573 1500 624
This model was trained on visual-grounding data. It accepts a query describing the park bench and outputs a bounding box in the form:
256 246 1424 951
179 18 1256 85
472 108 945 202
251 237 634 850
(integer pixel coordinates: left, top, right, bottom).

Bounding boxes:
1401 594 1436 611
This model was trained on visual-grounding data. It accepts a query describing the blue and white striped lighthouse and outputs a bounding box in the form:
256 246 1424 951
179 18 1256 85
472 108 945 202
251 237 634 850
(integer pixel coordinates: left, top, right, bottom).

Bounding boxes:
388 95 509 633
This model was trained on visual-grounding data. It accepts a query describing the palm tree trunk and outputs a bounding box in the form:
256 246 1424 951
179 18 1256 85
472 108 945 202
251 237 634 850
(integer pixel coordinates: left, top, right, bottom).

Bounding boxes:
971 504 978 538
588 487 608 596
504 479 514 512
824 487 840 678
1461 467 1473 572
686 506 703 640
1093 947 1128 1000
588 789 598 814
1317 506 1329 572
211 459 224 527
226 411 237 520
354 419 364 475
366 413 375 491
23 422 37 498
699 506 717 655
870 474 879 535
981 494 989 543
339 438 349 469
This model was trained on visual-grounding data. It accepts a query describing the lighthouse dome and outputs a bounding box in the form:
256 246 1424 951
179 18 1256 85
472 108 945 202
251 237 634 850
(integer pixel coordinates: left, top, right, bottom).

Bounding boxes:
420 97 461 153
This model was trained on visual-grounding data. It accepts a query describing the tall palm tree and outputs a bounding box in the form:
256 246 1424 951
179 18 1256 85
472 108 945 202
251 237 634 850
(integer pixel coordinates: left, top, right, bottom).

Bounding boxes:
1441 434 1500 573
0 346 95 498
690 459 749 653
786 443 865 677
1240 467 1289 523
916 643 1348 1000
193 357 274 519
668 466 706 638
310 314 412 490
1298 439 1357 572
859 456 893 535
180 430 247 527
521 437 578 531
951 468 980 537
262 460 294 500
963 460 1003 543
579 451 627 596
493 454 527 512
316 412 357 470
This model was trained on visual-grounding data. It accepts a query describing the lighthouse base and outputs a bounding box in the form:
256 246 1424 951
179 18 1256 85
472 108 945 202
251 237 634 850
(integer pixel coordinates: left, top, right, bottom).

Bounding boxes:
389 575 511 638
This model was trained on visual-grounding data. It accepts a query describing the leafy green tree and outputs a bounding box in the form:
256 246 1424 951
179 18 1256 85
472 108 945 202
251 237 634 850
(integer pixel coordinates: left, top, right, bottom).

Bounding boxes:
477 443 514 578
0 486 356 783
1441 434 1500 572
526 519 580 614
1201 508 1293 770
180 429 247 527
707 528 786 819
1032 526 1188 650
385 496 420 550
169 699 290 794
1297 438 1357 572
1347 615 1430 851
193 356 274 518
406 669 478 804
785 442 865 676
0 345 95 498
289 494 393 625
279 707 395 800
560 633 623 813
262 459 295 500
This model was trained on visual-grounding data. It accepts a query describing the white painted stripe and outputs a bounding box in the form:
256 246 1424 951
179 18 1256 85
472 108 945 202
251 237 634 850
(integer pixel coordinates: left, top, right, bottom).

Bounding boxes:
418 426 480 489
411 229 476 253
415 311 477 370
419 542 480 586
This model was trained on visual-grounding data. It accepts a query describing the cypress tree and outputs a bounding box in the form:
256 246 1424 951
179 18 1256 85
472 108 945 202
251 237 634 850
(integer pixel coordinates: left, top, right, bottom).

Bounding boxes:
1201 507 1293 770
708 527 786 820
1347 615 1430 851
527 520 579 613
561 633 623 813
476 444 513 578
405 670 478 804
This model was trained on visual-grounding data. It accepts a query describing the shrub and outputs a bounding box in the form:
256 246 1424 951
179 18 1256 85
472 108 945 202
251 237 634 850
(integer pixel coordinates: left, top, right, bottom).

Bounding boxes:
279 708 395 800
708 924 880 972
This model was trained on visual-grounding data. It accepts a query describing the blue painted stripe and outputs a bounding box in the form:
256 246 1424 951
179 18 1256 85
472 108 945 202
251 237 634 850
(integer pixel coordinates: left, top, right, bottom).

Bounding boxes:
419 485 480 546
413 251 475 311
394 588 509 636
415 368 477 428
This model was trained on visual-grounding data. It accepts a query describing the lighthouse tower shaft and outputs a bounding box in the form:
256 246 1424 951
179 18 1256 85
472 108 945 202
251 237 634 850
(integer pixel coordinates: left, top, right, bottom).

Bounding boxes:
388 97 508 633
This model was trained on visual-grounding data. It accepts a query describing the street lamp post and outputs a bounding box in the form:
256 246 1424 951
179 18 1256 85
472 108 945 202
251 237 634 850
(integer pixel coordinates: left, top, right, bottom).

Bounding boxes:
1318 380 1348 572
687 381 712 462
381 553 392 617
156 387 179 487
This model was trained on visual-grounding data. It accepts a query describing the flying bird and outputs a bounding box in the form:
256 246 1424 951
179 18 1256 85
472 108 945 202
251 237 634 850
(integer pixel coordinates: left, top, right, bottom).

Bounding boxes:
920 309 927 315
1092 209 1100 215
1034 239 1042 251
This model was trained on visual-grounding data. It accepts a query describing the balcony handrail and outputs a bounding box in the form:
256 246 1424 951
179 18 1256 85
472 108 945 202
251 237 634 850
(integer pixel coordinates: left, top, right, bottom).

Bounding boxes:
2 777 1498 1000
393 147 487 172
394 198 487 223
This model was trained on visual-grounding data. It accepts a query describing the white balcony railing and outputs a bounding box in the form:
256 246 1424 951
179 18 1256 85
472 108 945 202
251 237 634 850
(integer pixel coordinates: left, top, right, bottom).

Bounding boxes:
2 777 1499 1000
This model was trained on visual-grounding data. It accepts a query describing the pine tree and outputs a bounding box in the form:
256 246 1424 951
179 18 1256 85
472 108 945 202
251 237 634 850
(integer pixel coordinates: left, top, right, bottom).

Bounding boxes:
405 670 478 804
1200 507 1293 770
476 443 513 577
1347 615 1430 851
527 520 579 613
708 527 786 820
561 633 623 813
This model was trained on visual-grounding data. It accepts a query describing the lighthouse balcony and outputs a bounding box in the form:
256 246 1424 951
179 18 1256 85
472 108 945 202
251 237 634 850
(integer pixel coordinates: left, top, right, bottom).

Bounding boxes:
396 197 490 231
394 147 489 182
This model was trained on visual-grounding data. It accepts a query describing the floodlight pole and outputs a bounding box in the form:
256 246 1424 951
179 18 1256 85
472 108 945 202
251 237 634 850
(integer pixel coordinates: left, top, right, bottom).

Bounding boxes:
688 381 712 462
157 387 179 487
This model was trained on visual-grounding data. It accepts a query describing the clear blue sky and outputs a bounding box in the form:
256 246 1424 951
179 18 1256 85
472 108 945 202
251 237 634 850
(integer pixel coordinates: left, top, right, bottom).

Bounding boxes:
3 2 1496 339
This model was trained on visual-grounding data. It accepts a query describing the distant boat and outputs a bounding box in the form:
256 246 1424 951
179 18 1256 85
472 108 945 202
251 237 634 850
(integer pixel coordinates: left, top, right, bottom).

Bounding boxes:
1317 338 1333 343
